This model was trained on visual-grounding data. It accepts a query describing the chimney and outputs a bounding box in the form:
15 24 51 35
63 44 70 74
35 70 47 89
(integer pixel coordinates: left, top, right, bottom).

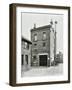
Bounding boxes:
34 23 36 29
50 19 53 26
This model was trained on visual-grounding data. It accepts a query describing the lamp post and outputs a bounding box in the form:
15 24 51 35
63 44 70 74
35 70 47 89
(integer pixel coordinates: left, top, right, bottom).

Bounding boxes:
50 19 53 66
54 21 57 64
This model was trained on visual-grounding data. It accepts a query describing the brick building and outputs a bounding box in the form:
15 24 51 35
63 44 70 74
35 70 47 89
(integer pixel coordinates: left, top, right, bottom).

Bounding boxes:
21 37 32 72
31 22 55 67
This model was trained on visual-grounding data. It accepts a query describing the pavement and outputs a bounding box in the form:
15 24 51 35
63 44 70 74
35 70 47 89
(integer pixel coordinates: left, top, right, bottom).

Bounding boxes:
21 64 63 77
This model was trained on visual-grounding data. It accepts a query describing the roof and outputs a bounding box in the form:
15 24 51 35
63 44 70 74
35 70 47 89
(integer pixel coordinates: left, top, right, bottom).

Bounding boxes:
31 25 51 31
22 36 32 44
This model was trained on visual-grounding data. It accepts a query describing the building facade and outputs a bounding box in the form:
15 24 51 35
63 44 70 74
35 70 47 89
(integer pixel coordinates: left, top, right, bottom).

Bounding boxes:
31 23 55 67
21 37 32 72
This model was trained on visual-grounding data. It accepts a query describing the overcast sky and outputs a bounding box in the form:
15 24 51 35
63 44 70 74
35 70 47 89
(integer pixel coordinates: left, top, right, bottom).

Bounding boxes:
22 12 63 53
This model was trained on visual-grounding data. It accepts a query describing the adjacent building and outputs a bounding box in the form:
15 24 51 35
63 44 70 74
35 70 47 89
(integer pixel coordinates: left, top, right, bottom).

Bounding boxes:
56 52 63 64
21 37 32 72
31 21 56 67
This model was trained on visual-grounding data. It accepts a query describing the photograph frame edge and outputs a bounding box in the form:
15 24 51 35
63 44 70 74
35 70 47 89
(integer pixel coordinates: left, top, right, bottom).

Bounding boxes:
9 3 70 86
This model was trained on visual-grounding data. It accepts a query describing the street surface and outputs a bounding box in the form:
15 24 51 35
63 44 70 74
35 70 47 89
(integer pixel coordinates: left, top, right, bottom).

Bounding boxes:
21 64 63 77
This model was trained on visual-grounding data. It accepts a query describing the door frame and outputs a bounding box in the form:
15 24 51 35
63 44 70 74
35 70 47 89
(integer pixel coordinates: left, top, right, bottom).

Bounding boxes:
38 53 48 66
39 55 47 66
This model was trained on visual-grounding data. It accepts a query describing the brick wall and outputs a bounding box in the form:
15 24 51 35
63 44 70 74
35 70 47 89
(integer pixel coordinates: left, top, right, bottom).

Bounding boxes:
31 26 51 66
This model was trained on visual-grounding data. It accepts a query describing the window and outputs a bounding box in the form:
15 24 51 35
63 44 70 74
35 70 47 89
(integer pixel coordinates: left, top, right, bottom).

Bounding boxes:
43 32 46 40
34 43 37 46
43 42 46 47
25 55 28 64
21 55 24 65
24 42 29 49
34 34 37 41
27 43 29 49
34 49 37 53
33 56 36 60
24 42 27 49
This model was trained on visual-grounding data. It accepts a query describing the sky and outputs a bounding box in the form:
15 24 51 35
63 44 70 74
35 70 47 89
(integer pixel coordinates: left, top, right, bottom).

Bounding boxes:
21 12 63 53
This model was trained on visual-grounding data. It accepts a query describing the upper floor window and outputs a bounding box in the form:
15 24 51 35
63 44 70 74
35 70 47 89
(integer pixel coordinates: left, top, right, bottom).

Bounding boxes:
43 42 46 47
27 44 29 49
24 42 29 49
34 49 37 53
24 42 27 49
43 32 46 40
34 43 37 46
34 34 37 41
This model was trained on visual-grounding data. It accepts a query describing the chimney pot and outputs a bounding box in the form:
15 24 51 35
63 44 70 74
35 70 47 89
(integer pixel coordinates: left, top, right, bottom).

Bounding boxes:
34 23 36 29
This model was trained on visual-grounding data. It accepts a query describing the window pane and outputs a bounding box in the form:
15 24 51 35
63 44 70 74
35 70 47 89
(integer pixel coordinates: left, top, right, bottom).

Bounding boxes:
34 34 37 41
24 42 27 49
25 55 28 64
34 43 37 46
43 32 46 40
21 55 24 65
27 44 29 49
43 42 46 47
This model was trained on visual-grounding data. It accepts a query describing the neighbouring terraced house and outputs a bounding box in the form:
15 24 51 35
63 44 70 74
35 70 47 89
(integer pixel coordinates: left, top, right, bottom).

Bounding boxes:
21 37 32 72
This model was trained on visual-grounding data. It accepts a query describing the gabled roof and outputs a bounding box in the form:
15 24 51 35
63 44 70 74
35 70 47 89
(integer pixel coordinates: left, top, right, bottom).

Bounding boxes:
22 36 32 44
31 25 51 31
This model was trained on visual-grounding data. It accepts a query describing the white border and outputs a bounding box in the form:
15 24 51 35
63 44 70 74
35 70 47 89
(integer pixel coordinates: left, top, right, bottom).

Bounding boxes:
16 7 68 83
